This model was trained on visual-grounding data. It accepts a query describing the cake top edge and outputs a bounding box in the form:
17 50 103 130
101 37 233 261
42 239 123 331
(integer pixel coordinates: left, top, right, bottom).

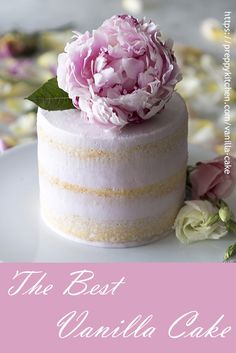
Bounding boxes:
37 92 187 140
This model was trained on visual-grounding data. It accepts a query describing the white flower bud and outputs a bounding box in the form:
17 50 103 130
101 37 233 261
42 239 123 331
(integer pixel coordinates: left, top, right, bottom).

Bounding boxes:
174 200 228 244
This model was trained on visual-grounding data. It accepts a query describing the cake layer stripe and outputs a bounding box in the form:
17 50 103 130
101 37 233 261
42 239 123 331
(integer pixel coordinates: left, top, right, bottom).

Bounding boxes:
42 205 179 243
37 124 187 160
39 164 186 198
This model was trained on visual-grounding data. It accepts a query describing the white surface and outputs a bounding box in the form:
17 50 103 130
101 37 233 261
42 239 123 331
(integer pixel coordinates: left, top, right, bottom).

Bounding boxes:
0 142 235 262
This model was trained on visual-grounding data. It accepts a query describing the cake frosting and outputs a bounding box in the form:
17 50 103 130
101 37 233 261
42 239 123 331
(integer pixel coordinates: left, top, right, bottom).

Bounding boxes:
32 15 188 247
37 92 188 247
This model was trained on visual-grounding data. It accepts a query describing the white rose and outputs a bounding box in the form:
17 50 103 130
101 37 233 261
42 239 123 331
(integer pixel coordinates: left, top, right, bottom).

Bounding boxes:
174 200 228 244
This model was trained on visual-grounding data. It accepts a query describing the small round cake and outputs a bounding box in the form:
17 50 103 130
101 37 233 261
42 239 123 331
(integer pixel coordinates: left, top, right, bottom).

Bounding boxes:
37 92 188 247
29 15 188 247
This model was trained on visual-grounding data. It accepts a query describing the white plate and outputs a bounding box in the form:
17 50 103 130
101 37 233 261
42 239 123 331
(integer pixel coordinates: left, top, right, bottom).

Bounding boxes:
0 142 235 262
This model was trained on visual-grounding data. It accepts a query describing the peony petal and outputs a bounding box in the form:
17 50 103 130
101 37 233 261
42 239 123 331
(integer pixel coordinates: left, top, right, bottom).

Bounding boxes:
121 58 145 79
56 15 181 127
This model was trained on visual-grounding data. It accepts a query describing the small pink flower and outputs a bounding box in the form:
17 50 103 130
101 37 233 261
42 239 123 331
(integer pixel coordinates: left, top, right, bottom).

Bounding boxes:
57 15 181 127
190 155 236 200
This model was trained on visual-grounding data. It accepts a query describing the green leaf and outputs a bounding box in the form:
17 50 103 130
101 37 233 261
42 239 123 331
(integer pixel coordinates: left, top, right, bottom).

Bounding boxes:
224 242 236 261
25 77 75 111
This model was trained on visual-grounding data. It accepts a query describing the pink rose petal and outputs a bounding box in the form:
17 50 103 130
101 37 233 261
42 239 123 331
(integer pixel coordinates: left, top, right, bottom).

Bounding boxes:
190 156 236 200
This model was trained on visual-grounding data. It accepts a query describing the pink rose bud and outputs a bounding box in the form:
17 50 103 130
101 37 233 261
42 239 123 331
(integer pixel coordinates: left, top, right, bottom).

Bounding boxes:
190 155 236 200
57 15 182 127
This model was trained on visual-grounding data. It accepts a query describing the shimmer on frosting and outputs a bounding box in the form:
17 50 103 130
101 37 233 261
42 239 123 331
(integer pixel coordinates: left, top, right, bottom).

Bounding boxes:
37 93 188 246
57 15 181 128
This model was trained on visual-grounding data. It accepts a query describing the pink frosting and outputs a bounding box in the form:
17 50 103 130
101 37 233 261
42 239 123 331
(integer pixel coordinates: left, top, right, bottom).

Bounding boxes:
190 156 236 200
57 15 182 127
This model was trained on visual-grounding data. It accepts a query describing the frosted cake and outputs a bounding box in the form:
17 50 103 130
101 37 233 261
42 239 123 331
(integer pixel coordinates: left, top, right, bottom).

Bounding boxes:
34 15 188 247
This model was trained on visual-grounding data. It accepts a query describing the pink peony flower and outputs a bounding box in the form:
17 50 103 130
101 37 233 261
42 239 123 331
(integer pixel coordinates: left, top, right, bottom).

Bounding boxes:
57 15 182 127
190 155 236 200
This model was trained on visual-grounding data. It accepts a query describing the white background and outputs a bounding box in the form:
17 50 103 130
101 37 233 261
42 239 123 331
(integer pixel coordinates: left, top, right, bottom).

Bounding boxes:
0 0 235 55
